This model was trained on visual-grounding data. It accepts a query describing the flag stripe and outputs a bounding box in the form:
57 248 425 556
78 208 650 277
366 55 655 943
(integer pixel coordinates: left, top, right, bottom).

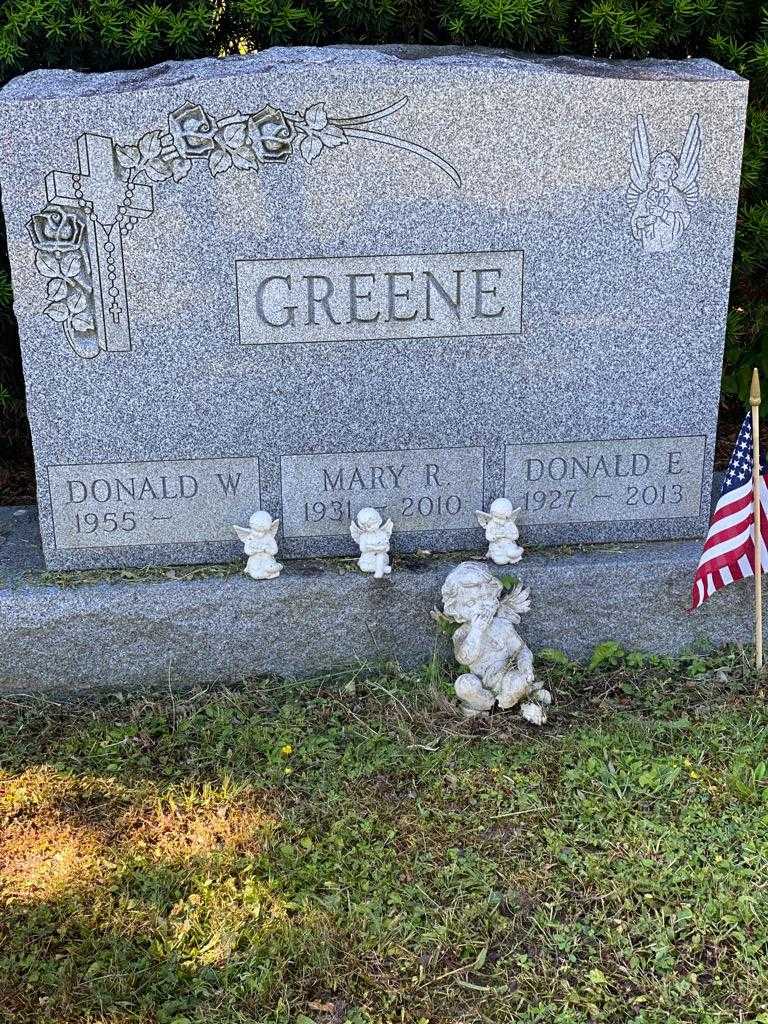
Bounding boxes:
700 522 754 564
702 519 753 557
691 411 768 610
711 484 752 523
705 495 760 540
696 535 753 580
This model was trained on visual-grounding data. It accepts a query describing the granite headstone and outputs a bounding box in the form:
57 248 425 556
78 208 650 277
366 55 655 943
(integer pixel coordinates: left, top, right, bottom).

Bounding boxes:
0 46 748 569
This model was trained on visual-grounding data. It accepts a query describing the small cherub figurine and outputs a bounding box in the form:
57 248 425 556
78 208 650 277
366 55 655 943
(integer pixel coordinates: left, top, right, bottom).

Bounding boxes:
350 507 393 579
476 498 523 566
233 510 282 580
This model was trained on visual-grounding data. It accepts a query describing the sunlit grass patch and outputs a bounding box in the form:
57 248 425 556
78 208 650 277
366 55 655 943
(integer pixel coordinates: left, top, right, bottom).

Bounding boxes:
150 873 296 970
0 766 131 904
127 779 277 864
0 650 767 1023
0 814 106 904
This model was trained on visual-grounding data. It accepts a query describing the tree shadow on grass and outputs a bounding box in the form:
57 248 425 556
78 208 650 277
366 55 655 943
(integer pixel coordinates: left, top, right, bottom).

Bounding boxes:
0 778 336 1023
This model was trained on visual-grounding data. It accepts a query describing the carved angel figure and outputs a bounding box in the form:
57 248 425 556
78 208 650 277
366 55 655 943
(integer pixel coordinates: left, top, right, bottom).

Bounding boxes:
627 114 701 253
440 562 551 723
233 510 282 580
476 498 523 566
350 507 393 578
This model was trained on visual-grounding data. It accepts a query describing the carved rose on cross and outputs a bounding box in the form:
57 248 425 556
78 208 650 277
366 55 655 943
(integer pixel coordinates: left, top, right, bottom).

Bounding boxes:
168 101 218 158
27 208 85 253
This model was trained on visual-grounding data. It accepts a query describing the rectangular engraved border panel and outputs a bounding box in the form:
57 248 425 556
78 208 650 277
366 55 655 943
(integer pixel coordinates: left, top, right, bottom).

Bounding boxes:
236 250 523 346
280 446 485 538
504 436 706 525
47 456 261 549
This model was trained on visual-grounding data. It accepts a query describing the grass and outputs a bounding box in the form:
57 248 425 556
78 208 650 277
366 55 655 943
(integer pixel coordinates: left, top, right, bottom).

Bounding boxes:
1 649 768 1024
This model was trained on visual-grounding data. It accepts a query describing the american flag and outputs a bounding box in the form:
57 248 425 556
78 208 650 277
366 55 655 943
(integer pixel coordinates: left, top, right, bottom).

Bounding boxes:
691 411 768 609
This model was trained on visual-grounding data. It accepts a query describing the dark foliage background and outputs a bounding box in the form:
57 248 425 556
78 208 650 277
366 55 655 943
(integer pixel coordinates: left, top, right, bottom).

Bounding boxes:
0 0 765 484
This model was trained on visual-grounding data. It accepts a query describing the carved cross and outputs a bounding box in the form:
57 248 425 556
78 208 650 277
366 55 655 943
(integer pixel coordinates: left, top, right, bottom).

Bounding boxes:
45 133 154 353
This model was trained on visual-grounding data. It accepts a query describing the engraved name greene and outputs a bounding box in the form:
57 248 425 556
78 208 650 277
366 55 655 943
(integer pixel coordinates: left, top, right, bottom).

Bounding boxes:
236 251 524 345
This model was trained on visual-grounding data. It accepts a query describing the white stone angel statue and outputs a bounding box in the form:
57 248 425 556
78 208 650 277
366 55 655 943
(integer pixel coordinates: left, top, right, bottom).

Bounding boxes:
440 561 551 723
350 507 393 578
476 498 523 565
626 113 701 253
233 510 283 580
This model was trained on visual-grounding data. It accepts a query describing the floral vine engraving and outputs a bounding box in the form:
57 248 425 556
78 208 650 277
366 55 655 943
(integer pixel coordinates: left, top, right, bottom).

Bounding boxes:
28 96 461 360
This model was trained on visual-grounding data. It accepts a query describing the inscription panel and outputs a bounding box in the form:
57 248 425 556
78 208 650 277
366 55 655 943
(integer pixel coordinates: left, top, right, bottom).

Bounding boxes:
280 447 485 538
47 457 261 549
236 251 523 346
504 436 706 525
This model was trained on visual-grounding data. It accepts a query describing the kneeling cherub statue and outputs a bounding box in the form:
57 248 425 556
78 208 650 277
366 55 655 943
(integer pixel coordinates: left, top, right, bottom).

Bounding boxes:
438 561 551 723
233 510 283 580
350 507 393 579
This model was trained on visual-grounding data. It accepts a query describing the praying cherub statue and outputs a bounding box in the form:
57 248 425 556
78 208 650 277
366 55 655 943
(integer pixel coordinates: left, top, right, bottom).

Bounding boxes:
233 510 282 580
476 498 523 565
350 507 393 579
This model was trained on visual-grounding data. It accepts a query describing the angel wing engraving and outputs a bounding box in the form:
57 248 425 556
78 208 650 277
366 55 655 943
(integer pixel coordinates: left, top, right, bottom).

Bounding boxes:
382 518 394 539
626 113 651 210
233 525 251 542
476 510 493 528
676 114 701 209
626 113 701 253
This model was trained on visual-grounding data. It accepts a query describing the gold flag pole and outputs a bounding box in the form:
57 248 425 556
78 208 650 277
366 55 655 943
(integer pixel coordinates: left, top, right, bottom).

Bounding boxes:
751 368 763 670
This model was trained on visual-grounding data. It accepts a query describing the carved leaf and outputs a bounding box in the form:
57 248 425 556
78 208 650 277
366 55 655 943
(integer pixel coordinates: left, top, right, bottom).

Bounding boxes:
59 252 82 279
44 302 69 323
299 134 323 164
47 279 68 302
171 157 192 183
70 314 96 333
209 148 233 177
67 291 87 315
138 130 163 161
35 251 61 279
143 158 174 183
116 144 141 169
320 124 347 149
304 103 328 130
231 147 260 171
222 122 247 149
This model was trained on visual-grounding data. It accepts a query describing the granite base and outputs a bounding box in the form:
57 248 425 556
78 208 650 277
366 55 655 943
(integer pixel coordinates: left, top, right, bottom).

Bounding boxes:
0 504 751 694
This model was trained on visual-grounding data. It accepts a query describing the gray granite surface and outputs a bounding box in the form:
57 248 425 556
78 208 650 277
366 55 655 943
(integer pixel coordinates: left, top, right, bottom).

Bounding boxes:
0 46 748 569
0 49 743 102
0 503 751 693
